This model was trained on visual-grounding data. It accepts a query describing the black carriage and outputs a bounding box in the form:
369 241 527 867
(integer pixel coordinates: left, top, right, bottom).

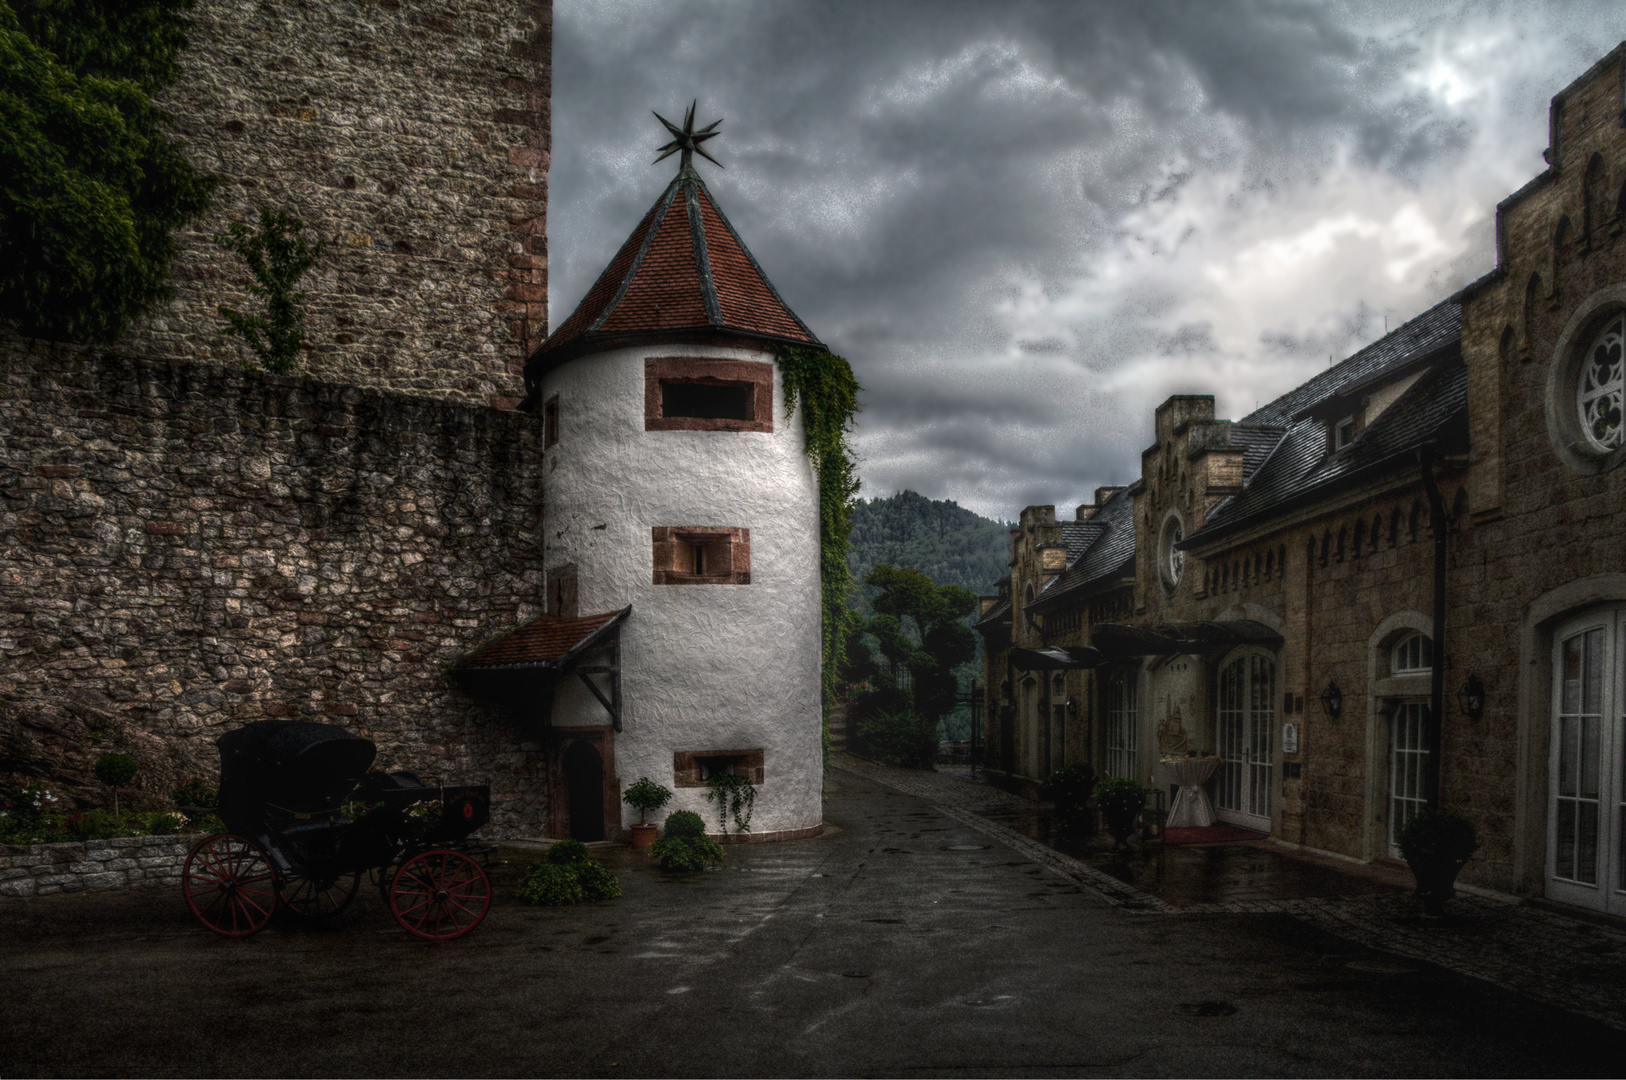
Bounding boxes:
181 721 493 940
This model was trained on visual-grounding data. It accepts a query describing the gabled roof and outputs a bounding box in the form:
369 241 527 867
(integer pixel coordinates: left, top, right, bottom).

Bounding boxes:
527 167 821 377
1025 487 1137 614
1187 300 1466 547
453 608 628 671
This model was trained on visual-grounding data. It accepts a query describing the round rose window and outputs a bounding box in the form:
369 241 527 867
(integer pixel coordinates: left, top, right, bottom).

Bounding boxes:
1578 314 1625 453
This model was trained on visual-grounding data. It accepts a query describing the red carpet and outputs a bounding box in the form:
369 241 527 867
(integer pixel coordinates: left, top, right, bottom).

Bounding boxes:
1163 824 1269 846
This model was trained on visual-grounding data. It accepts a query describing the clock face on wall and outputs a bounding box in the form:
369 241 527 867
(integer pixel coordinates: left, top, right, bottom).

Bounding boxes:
1160 515 1184 593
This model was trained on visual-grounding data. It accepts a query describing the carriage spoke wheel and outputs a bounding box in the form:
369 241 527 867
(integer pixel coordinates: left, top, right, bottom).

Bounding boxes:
276 869 362 920
388 849 490 941
183 834 277 938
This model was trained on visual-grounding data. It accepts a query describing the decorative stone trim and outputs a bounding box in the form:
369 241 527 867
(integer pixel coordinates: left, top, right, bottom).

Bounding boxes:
673 748 765 787
0 835 194 897
644 357 773 432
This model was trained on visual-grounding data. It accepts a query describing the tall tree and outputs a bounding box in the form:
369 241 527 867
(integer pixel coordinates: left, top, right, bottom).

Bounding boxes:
862 564 977 721
0 0 213 343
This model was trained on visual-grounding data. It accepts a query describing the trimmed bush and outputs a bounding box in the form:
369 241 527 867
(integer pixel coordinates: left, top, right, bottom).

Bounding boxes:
651 834 725 873
663 810 707 838
575 860 622 901
1040 763 1098 818
852 709 937 769
547 838 589 864
1397 809 1480 862
517 862 584 907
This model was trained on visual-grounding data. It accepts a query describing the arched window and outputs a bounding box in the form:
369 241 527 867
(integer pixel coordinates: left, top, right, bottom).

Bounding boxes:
1370 514 1382 552
1352 520 1366 557
1500 324 1516 368
1524 272 1543 353
1576 313 1625 453
1586 154 1609 244
1391 632 1433 674
1215 651 1275 830
1389 507 1402 546
1336 525 1347 562
1103 667 1138 780
1265 548 1276 578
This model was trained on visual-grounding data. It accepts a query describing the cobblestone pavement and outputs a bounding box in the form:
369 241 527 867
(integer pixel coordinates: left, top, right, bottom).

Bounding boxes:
833 753 1626 1032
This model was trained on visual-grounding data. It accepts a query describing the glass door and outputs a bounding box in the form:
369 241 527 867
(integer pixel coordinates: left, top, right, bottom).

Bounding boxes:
1547 609 1626 914
1388 702 1430 857
1216 651 1275 833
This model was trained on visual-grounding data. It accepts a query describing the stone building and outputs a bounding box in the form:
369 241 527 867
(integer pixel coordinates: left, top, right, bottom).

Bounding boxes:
978 42 1626 908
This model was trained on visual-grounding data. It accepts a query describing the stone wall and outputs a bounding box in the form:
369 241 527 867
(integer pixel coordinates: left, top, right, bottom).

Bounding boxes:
117 0 551 408
0 339 550 835
0 836 191 898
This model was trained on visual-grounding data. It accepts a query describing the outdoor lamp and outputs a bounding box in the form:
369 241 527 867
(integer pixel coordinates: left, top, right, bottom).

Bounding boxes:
1458 674 1485 720
1319 680 1343 719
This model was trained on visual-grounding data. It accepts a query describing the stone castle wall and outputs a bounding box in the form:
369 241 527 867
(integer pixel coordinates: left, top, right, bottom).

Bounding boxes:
0 340 549 835
117 0 551 408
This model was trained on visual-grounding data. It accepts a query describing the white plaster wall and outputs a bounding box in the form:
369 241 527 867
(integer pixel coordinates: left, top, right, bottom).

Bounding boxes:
539 343 824 834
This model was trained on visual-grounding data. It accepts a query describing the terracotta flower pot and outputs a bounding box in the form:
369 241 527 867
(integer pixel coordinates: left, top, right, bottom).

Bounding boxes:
630 823 657 849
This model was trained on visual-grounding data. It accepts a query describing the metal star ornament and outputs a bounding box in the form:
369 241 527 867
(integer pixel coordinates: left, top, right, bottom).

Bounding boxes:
653 100 723 171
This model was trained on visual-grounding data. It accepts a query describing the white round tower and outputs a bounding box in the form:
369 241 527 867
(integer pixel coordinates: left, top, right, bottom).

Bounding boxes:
511 128 829 841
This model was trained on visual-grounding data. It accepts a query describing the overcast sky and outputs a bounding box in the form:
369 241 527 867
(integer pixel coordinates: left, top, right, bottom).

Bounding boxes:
551 1 1626 522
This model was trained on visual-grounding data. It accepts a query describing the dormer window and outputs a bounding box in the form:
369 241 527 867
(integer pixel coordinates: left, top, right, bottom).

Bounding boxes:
1333 415 1356 450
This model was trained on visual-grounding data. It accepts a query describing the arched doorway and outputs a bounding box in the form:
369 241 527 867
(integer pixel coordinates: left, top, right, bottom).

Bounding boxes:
565 739 605 841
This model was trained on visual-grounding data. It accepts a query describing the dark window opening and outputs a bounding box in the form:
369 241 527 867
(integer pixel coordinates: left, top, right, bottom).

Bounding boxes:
543 394 559 447
661 380 753 421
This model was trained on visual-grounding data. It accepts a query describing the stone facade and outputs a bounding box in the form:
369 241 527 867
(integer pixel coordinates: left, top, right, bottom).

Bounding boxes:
0 835 192 898
982 43 1626 906
118 0 552 408
0 339 549 835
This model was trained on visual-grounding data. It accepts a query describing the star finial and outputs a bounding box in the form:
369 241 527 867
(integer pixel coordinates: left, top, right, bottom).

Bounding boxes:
652 100 723 173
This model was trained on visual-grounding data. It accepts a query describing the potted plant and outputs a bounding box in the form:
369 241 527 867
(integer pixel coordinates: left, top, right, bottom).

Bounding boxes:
1039 762 1098 834
623 777 674 849
1095 777 1148 851
1397 808 1480 917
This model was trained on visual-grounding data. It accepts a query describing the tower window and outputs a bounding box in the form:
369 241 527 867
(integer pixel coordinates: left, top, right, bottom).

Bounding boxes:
645 358 773 432
652 526 750 584
543 394 560 447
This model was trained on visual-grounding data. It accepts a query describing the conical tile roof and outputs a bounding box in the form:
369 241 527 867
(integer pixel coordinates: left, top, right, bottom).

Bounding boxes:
526 167 822 382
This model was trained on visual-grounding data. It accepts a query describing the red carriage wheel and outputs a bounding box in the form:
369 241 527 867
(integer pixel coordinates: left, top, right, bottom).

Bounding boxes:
276 869 362 919
387 849 490 941
183 834 277 938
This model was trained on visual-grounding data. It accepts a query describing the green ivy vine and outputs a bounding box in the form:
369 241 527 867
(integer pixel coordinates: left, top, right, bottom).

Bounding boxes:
777 344 862 748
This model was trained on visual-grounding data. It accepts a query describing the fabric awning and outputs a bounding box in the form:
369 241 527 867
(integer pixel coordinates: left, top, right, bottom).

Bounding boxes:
1008 645 1107 671
1091 623 1182 657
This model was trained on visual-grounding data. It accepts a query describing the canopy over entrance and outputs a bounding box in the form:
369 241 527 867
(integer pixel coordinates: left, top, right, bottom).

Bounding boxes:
1008 645 1107 671
1091 620 1282 659
451 607 630 729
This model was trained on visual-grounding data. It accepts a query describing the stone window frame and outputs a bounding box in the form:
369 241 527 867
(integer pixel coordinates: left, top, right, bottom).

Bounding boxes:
673 748 764 788
1545 284 1626 475
645 357 774 433
652 526 750 585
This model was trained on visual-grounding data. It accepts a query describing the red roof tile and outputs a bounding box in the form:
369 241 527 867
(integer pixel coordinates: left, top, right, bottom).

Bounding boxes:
454 609 625 670
529 168 820 372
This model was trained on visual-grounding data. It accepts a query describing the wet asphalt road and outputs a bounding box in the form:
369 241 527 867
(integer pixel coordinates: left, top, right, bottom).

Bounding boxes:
2 769 1621 1077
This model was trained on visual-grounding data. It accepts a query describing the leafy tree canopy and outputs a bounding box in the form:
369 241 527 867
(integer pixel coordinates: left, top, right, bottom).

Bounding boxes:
0 0 213 343
858 564 977 720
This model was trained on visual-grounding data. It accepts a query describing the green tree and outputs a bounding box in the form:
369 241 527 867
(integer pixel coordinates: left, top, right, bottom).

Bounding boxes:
0 0 213 343
861 564 977 721
215 209 325 373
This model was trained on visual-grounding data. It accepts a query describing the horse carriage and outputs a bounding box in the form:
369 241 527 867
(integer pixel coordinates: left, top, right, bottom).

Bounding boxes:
181 720 493 940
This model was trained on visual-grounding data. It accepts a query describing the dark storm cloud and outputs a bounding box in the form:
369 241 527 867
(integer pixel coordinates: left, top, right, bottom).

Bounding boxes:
552 1 1626 518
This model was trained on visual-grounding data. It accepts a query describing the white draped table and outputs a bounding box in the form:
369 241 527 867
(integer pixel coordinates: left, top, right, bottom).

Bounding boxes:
1161 755 1220 828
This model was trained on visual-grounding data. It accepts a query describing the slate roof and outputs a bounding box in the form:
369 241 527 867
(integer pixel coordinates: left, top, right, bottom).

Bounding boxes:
526 167 820 377
1188 300 1465 545
453 608 627 670
1026 487 1137 614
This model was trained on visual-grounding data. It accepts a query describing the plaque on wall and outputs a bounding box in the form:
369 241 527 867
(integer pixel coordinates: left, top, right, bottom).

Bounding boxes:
1282 722 1300 755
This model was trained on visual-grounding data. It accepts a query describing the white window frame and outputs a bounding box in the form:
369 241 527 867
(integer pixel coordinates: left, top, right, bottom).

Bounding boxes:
1391 633 1433 675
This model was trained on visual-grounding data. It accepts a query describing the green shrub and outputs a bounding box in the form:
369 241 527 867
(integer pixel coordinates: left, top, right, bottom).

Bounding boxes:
574 860 622 901
547 838 589 864
145 810 188 835
1040 763 1098 817
651 834 725 873
1095 777 1148 817
171 780 217 810
64 810 141 840
852 709 937 769
517 862 584 906
663 810 707 839
94 752 138 788
1397 809 1480 863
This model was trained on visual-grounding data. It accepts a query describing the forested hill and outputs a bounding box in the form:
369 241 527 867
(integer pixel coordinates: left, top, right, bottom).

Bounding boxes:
846 490 1012 611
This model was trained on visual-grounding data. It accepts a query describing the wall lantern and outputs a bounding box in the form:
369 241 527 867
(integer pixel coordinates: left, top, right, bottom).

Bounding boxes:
1457 674 1485 720
1318 680 1343 719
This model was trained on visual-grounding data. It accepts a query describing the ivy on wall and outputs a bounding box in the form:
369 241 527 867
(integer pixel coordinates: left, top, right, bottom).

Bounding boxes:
776 344 862 739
